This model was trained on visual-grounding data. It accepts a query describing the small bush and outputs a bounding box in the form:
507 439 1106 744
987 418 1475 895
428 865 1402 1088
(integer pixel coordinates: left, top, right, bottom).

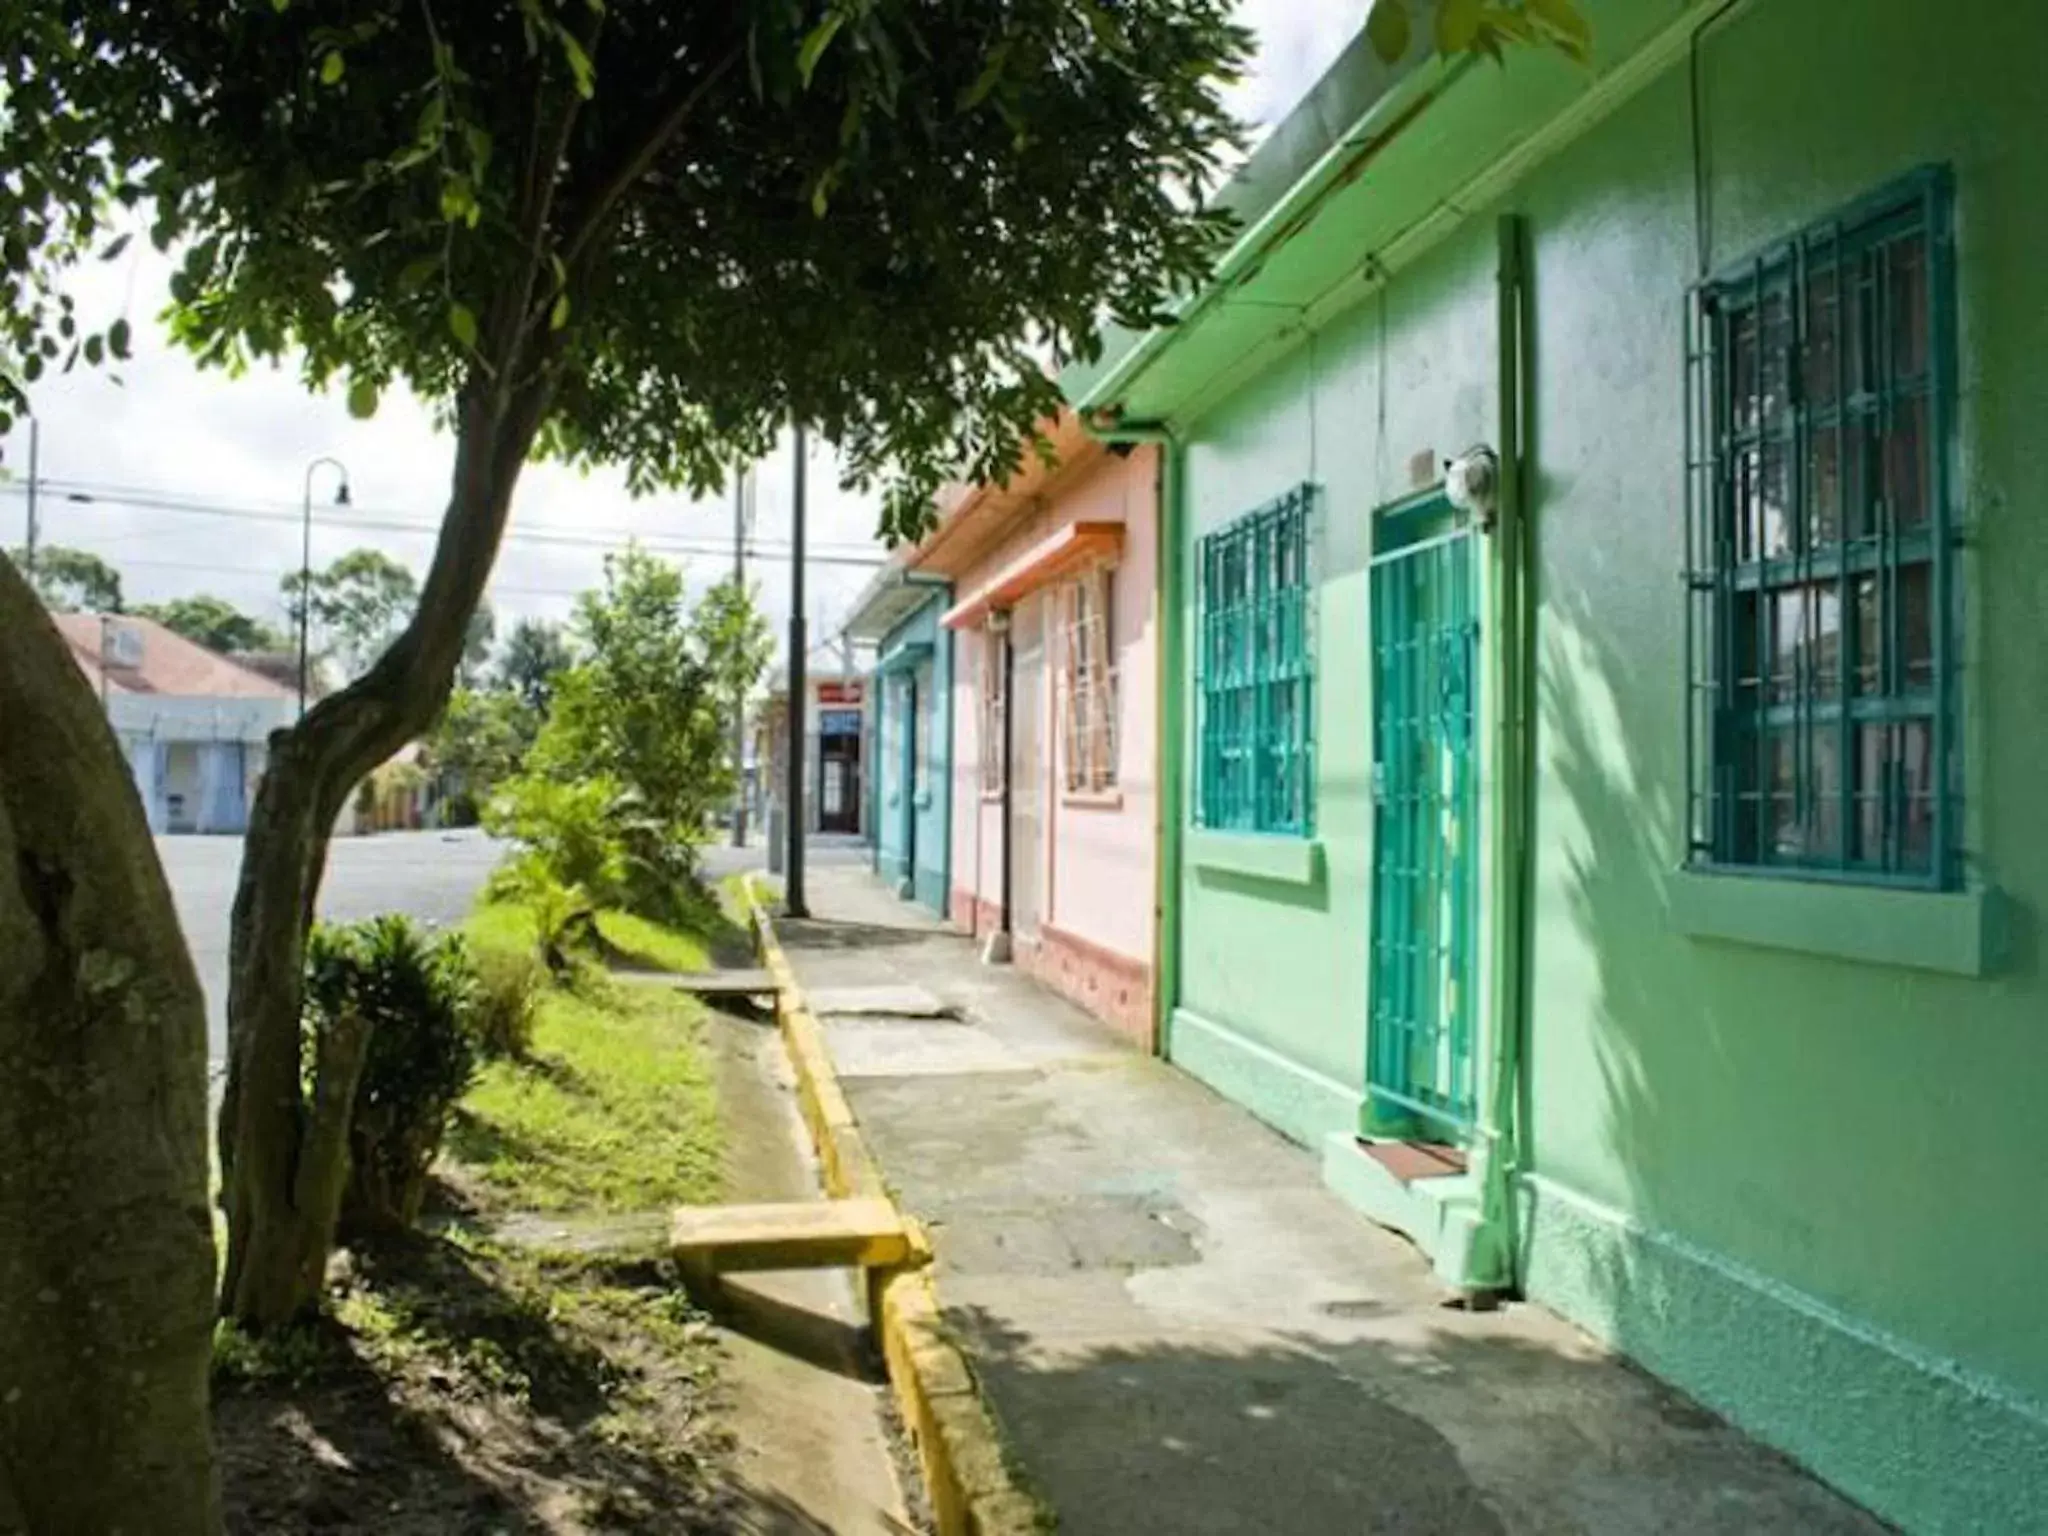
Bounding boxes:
482 774 629 906
470 942 544 1060
484 853 600 977
303 915 481 1233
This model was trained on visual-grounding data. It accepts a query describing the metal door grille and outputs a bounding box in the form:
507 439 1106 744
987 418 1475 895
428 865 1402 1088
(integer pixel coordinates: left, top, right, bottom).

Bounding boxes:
1368 526 1479 1138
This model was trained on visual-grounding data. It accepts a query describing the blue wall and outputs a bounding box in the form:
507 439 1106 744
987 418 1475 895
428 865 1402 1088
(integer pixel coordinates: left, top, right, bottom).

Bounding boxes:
872 593 952 914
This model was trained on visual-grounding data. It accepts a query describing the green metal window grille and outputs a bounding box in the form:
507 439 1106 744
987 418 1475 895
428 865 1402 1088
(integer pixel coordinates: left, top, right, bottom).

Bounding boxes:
1684 168 1959 888
1196 484 1316 835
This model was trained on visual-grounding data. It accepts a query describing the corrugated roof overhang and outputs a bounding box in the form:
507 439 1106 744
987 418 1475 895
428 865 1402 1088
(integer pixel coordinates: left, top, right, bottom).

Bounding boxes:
1067 0 1699 432
940 521 1124 630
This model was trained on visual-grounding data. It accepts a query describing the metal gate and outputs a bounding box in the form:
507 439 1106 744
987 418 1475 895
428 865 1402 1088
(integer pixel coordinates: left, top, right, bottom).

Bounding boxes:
1368 518 1480 1139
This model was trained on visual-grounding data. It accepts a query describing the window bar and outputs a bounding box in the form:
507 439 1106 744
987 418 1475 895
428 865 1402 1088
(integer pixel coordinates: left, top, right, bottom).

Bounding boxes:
1744 257 1767 866
1683 293 1699 858
1875 234 1901 873
1830 219 1853 874
1928 176 1955 888
1712 296 1736 864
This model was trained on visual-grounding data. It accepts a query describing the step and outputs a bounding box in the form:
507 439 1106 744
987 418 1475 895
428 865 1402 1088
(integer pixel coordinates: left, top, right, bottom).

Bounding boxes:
628 967 778 997
670 1197 918 1275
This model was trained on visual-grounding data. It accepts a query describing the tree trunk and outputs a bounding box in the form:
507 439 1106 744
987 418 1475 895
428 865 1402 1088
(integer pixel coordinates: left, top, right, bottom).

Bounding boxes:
0 557 220 1533
218 377 553 1329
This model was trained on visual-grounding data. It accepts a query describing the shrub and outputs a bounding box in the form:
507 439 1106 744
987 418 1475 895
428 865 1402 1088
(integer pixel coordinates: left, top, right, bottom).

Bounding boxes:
483 853 600 977
303 915 481 1233
468 941 543 1060
482 773 629 905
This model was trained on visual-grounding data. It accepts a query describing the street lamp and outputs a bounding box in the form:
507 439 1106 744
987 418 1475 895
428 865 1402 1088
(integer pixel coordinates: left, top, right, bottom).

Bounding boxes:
298 455 351 718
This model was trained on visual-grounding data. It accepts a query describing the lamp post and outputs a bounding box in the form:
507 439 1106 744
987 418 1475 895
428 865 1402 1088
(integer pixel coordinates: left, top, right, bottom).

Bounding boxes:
732 462 753 849
298 456 352 718
784 427 808 918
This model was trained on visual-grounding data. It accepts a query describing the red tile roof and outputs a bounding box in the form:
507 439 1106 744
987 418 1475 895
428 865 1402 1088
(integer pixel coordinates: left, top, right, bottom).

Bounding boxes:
49 613 296 700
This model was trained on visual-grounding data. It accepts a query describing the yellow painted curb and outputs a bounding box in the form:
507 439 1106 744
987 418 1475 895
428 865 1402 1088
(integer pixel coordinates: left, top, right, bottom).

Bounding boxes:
743 878 1047 1536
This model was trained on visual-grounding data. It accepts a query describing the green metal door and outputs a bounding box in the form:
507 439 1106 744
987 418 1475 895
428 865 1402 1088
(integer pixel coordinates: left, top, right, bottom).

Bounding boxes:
1368 510 1480 1140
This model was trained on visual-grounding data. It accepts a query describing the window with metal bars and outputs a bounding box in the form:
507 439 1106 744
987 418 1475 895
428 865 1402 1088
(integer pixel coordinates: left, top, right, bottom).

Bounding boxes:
1685 168 1959 887
978 626 1006 796
1196 483 1316 835
1059 566 1118 793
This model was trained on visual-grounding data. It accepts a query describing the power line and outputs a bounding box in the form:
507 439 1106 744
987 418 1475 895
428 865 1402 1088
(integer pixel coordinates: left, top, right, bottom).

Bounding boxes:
0 477 889 565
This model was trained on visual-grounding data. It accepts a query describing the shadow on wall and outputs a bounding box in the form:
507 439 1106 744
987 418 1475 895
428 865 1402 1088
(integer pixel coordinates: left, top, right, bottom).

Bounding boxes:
1533 584 1705 1229
944 1301 1876 1535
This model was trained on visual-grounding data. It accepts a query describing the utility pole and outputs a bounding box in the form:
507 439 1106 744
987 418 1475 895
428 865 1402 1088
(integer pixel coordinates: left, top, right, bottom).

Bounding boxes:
732 463 748 849
22 417 38 585
783 427 808 918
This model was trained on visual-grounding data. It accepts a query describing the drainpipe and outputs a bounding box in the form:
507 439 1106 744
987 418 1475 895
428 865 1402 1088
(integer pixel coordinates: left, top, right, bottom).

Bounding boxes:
984 610 1015 964
1477 212 1535 1292
1091 419 1180 1056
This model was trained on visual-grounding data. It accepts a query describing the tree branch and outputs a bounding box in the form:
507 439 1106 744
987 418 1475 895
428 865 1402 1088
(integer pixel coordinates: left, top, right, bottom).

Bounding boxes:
558 42 744 273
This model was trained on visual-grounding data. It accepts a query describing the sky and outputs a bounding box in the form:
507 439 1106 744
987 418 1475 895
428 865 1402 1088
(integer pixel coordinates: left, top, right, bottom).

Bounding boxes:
0 2 1360 666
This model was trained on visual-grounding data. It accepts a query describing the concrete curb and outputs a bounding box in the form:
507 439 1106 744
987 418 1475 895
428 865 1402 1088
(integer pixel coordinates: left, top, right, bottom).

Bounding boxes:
742 879 1047 1536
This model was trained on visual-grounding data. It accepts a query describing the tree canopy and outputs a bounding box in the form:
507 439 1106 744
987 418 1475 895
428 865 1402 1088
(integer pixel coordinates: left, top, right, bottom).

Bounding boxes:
10 1 1251 542
10 543 124 612
494 616 573 712
281 548 421 677
137 594 286 654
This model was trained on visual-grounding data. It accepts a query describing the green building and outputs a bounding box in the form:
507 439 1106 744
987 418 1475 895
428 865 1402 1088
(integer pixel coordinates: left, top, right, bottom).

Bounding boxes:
1070 1 2047 1528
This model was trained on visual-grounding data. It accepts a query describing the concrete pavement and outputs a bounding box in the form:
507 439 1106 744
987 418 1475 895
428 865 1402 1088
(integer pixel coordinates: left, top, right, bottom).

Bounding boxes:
770 865 1886 1536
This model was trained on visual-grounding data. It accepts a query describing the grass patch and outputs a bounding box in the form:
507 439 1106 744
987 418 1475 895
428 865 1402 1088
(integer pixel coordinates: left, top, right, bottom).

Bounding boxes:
464 898 544 962
448 980 722 1214
595 909 712 973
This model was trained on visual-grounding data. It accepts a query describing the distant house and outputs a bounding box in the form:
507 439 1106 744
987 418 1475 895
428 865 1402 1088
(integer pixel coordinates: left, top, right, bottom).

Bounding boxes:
52 613 295 835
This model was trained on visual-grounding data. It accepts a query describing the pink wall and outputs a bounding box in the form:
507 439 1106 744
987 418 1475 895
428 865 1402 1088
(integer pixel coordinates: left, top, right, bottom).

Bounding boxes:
946 444 1158 971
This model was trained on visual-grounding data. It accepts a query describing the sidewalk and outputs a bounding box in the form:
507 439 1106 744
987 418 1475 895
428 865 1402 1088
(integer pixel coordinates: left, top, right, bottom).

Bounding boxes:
774 865 1886 1536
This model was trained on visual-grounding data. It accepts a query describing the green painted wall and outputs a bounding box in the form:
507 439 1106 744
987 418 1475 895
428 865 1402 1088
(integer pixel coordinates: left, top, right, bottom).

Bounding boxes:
1176 220 1501 1110
1166 0 2047 1523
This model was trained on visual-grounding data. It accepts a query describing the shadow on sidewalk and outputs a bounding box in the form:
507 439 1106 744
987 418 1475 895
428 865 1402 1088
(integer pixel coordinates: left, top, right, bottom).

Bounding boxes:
944 1302 1884 1536
775 918 940 953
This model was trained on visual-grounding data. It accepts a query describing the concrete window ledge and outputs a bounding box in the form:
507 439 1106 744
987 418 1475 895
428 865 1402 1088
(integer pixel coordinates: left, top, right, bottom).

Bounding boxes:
1188 827 1324 888
1669 869 2006 978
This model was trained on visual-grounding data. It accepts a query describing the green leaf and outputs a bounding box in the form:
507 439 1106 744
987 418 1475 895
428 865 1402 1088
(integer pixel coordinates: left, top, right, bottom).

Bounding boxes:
559 31 596 98
347 377 379 418
958 40 1010 112
1527 0 1593 59
1436 0 1484 55
797 12 845 86
464 124 492 172
83 334 104 366
99 232 133 263
550 292 570 331
108 318 132 360
1365 0 1411 64
448 303 478 349
397 255 440 293
270 0 289 11
320 51 345 85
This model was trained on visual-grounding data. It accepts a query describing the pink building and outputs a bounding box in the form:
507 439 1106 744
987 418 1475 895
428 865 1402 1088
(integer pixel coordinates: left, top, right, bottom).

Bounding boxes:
917 415 1158 1046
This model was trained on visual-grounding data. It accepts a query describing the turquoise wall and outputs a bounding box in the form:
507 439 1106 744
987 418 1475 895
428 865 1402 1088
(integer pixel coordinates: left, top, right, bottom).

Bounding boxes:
1167 0 2047 1525
873 594 952 914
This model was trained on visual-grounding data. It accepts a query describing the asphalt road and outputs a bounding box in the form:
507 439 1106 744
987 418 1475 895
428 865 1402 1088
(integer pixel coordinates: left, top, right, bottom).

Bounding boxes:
160 828 506 1069
161 828 859 1069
